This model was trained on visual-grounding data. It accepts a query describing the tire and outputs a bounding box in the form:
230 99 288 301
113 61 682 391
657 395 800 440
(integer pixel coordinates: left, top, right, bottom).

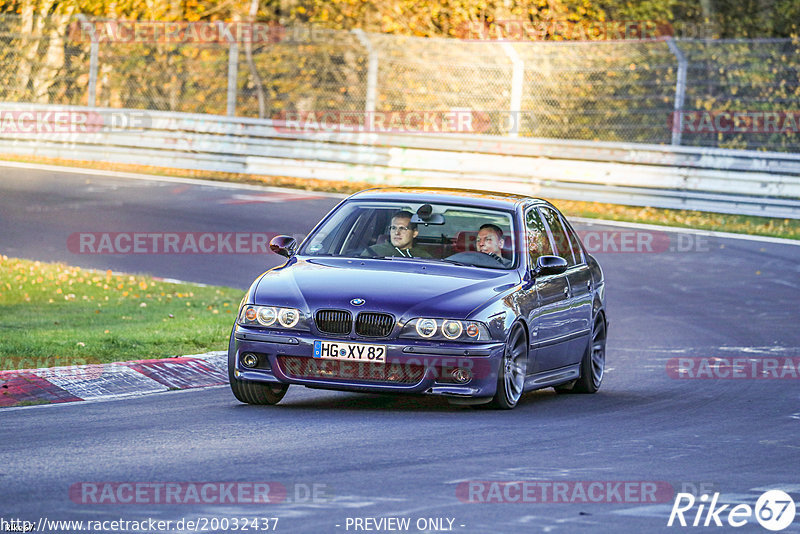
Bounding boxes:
556 314 606 394
489 323 528 410
228 331 289 405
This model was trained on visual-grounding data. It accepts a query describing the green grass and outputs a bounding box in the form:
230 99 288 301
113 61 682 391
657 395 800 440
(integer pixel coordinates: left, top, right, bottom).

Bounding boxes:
0 256 243 370
2 154 798 240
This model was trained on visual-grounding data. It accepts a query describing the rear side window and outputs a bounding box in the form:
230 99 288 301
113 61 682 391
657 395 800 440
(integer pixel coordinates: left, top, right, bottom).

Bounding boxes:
561 217 585 265
525 208 553 266
539 208 576 266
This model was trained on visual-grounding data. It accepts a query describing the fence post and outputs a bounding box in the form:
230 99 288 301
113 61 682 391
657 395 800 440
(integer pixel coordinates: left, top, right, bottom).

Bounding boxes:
226 40 239 116
352 29 377 113
666 37 687 145
501 42 523 137
77 14 98 107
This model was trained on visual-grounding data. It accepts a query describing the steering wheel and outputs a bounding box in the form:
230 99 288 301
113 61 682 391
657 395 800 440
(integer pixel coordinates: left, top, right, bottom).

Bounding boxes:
485 252 507 265
444 251 506 268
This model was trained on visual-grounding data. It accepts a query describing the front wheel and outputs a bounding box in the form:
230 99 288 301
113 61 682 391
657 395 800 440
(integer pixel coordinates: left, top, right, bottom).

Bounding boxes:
489 324 528 409
228 332 289 405
230 373 289 405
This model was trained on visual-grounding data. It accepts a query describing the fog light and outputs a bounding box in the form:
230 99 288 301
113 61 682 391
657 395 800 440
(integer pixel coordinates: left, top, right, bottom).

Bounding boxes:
241 353 258 368
452 368 472 383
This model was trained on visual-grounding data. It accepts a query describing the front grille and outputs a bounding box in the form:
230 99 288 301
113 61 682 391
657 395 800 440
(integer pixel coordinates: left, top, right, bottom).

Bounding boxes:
315 309 352 335
278 356 424 384
355 312 394 337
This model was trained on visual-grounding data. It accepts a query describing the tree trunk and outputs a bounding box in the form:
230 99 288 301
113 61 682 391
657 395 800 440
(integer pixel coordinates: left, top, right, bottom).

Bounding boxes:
244 0 267 118
32 9 74 103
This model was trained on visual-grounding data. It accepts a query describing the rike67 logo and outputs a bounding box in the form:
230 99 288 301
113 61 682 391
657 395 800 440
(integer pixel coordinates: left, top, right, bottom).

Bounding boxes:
668 490 796 531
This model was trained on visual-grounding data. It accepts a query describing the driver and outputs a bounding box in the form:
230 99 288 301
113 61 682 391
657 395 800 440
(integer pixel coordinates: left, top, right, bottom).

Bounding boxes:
477 223 511 267
362 210 432 258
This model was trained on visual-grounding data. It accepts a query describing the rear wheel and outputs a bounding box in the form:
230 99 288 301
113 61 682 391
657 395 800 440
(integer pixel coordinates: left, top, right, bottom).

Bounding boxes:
489 324 528 410
556 314 606 394
228 332 289 405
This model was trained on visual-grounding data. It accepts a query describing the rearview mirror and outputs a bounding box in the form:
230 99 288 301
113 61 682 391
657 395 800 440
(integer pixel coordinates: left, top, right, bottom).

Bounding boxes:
270 235 297 258
411 204 445 225
534 255 568 276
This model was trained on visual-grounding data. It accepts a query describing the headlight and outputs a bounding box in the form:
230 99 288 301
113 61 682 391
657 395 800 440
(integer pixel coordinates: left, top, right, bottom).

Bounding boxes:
278 308 299 328
401 318 490 342
442 320 463 339
238 304 308 331
257 307 276 326
416 318 437 338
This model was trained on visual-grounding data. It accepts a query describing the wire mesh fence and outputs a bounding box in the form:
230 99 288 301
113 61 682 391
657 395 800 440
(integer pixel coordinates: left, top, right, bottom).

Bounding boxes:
1 15 799 151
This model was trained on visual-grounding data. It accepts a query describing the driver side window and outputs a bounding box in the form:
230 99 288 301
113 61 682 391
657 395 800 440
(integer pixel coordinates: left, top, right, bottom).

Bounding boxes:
525 208 553 267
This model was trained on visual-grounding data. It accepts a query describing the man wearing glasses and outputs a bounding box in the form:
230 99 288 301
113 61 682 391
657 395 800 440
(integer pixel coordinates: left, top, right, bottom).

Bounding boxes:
362 210 432 258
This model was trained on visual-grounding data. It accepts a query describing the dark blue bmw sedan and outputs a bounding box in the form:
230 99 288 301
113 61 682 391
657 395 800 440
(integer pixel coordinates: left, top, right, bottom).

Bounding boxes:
228 187 606 409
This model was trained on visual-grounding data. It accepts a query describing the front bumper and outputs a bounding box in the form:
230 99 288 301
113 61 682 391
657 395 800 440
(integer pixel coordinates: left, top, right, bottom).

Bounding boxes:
231 326 504 399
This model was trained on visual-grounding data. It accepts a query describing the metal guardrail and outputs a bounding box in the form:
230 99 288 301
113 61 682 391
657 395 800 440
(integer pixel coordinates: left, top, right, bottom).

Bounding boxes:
1 103 799 218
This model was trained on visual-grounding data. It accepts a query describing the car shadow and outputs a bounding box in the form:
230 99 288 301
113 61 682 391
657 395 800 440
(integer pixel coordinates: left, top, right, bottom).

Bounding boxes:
229 386 638 414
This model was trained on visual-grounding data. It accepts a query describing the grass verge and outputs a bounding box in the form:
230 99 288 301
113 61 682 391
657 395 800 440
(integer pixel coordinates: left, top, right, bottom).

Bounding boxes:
2 154 798 240
0 255 242 370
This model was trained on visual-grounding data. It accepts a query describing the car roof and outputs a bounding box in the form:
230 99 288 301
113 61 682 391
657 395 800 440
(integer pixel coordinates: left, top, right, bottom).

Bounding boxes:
348 187 551 211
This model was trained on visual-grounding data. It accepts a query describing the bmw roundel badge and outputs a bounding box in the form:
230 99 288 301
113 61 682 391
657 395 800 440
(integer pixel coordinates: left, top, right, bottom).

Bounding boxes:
350 298 365 306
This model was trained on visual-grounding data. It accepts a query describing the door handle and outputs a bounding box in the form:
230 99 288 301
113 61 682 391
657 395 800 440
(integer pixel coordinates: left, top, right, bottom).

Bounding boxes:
563 286 570 297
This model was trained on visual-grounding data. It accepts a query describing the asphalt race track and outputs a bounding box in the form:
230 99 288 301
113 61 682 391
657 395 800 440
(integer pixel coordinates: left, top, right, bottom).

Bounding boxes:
1 164 799 533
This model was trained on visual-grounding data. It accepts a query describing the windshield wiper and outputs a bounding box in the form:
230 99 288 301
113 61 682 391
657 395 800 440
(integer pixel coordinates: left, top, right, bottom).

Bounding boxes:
438 258 472 266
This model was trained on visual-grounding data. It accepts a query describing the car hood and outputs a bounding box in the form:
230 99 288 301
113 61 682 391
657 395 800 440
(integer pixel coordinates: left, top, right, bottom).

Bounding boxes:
253 257 520 320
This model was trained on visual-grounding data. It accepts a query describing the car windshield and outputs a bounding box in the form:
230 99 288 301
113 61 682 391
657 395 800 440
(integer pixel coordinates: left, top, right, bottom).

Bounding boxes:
299 201 517 269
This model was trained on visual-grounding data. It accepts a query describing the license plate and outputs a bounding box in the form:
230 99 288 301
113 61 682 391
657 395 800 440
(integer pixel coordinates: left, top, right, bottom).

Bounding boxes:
313 340 386 363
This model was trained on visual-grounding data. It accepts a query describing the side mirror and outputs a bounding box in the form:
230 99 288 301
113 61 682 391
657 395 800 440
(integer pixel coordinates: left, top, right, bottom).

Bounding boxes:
534 255 568 276
270 235 297 258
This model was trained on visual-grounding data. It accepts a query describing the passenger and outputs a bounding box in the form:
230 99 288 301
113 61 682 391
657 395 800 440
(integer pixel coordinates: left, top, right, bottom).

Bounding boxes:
362 210 432 258
477 223 511 266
